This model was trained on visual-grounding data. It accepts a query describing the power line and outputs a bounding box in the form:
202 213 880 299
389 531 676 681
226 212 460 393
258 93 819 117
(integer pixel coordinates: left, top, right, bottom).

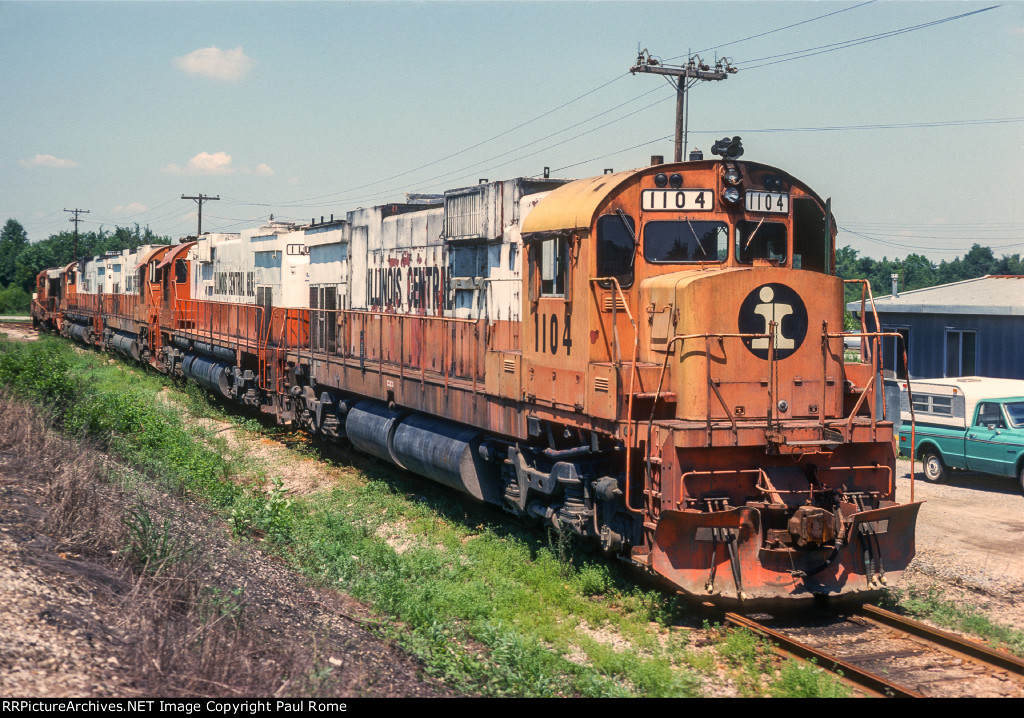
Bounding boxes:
690 1 878 56
213 4 889 210
737 5 1000 70
211 4 999 215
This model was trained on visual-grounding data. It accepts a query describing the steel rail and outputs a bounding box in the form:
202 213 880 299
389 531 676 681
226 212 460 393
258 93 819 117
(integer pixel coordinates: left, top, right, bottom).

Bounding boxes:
851 603 1024 677
723 612 924 698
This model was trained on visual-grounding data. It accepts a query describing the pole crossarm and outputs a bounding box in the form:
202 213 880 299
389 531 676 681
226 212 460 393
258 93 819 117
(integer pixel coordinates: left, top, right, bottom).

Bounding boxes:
629 64 729 81
181 194 220 237
64 208 89 260
630 50 737 162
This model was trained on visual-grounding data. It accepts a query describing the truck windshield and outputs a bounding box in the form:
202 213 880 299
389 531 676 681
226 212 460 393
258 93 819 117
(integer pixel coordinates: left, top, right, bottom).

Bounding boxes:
1005 401 1024 428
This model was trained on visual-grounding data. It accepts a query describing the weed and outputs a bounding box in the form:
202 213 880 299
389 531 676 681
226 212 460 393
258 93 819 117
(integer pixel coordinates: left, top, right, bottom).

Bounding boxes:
574 563 612 596
121 504 193 575
769 659 850 698
230 477 294 544
199 586 247 628
717 626 765 671
546 525 575 578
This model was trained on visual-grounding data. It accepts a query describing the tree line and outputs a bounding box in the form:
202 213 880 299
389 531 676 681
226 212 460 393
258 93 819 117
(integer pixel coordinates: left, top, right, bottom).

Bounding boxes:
0 219 171 314
837 243 1024 303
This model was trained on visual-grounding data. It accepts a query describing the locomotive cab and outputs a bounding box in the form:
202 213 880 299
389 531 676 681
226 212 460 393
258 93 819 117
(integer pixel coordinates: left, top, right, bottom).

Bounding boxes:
519 153 921 599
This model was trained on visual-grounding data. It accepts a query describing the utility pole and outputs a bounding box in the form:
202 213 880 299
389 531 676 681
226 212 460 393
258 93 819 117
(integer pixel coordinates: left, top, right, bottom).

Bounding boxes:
63 208 89 260
630 50 736 162
181 194 220 237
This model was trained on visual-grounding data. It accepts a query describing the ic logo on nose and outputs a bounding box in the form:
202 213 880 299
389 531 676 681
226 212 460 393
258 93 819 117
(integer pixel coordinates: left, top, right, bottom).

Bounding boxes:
738 283 807 360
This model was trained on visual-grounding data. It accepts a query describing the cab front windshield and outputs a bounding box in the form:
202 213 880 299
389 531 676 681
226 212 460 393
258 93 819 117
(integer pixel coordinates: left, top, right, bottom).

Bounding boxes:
1005 401 1024 428
736 220 787 264
643 221 727 263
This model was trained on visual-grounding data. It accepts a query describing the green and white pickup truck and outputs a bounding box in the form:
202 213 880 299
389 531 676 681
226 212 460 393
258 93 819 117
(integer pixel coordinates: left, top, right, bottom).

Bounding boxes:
897 377 1024 495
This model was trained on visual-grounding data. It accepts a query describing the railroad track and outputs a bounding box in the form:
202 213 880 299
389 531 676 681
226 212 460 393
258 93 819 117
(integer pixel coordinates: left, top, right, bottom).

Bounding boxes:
725 603 1024 698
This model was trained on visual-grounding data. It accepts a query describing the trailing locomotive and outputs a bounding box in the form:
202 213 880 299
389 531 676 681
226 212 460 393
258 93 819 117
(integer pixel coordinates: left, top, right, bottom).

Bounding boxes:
33 141 920 600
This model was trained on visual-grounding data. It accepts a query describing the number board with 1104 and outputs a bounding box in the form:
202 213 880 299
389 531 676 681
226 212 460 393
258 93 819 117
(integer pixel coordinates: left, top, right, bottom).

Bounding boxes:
641 189 713 212
745 191 789 214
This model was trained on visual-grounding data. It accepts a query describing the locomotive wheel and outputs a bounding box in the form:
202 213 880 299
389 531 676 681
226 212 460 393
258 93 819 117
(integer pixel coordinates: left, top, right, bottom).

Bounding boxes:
921 450 948 483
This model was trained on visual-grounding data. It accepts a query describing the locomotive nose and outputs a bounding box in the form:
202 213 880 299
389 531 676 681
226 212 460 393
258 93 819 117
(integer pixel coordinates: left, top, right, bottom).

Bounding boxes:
643 267 846 422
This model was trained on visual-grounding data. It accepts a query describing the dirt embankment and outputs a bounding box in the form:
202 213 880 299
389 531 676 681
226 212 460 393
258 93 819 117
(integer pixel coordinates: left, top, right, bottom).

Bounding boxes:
0 392 454 698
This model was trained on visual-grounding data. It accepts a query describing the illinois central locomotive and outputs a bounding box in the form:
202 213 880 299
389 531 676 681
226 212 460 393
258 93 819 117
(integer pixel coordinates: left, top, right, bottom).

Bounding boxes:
33 140 920 600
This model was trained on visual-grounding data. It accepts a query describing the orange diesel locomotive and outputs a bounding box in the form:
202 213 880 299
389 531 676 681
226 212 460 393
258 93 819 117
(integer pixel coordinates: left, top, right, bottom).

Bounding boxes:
32 141 919 600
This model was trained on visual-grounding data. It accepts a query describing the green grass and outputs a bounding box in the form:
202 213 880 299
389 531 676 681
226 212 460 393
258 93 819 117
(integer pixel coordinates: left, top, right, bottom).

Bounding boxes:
769 659 851 698
886 585 1024 657
0 335 859 697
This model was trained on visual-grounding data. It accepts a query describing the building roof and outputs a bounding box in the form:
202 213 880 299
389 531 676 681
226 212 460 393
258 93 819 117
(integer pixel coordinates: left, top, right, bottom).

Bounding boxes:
847 275 1024 316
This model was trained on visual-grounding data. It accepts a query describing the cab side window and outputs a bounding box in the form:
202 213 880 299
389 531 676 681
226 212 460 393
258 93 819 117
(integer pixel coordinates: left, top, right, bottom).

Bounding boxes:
537 237 566 297
975 402 1006 429
596 214 636 288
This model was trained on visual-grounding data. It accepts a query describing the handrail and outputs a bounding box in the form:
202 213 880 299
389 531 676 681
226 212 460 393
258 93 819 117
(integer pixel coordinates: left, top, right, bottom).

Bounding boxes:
590 277 642 514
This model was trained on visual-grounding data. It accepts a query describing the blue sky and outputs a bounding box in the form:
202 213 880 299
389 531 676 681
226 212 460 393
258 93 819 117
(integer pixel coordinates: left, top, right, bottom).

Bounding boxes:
1 1 1021 261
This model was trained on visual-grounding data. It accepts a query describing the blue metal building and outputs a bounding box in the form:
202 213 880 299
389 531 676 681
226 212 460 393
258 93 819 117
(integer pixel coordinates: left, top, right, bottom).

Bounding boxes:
847 275 1024 381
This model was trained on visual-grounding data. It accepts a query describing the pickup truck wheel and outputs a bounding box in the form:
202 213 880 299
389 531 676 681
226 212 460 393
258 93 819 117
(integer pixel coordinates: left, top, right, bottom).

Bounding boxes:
922 451 948 483
1018 464 1024 496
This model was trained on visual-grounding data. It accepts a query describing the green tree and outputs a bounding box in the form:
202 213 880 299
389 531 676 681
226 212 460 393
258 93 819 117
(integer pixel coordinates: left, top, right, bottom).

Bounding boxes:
897 253 937 291
0 284 31 314
996 253 1024 275
13 242 57 292
0 219 29 286
961 243 998 278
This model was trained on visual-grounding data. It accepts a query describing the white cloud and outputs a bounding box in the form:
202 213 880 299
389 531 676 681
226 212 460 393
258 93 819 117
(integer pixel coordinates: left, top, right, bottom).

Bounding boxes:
19 154 78 169
252 163 275 177
162 151 235 176
113 202 148 215
174 46 254 81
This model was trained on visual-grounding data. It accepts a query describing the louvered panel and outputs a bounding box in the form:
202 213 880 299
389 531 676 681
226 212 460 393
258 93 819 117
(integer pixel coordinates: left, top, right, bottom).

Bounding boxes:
603 294 628 312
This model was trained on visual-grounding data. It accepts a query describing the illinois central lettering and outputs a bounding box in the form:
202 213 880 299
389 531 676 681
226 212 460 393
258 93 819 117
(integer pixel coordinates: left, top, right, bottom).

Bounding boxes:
367 264 455 312
366 267 404 309
408 266 449 312
214 271 254 297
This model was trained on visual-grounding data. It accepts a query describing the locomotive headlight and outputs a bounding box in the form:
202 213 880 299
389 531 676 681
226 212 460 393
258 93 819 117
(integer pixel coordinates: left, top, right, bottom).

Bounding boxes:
723 186 741 204
724 168 742 185
669 173 683 188
654 173 668 187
